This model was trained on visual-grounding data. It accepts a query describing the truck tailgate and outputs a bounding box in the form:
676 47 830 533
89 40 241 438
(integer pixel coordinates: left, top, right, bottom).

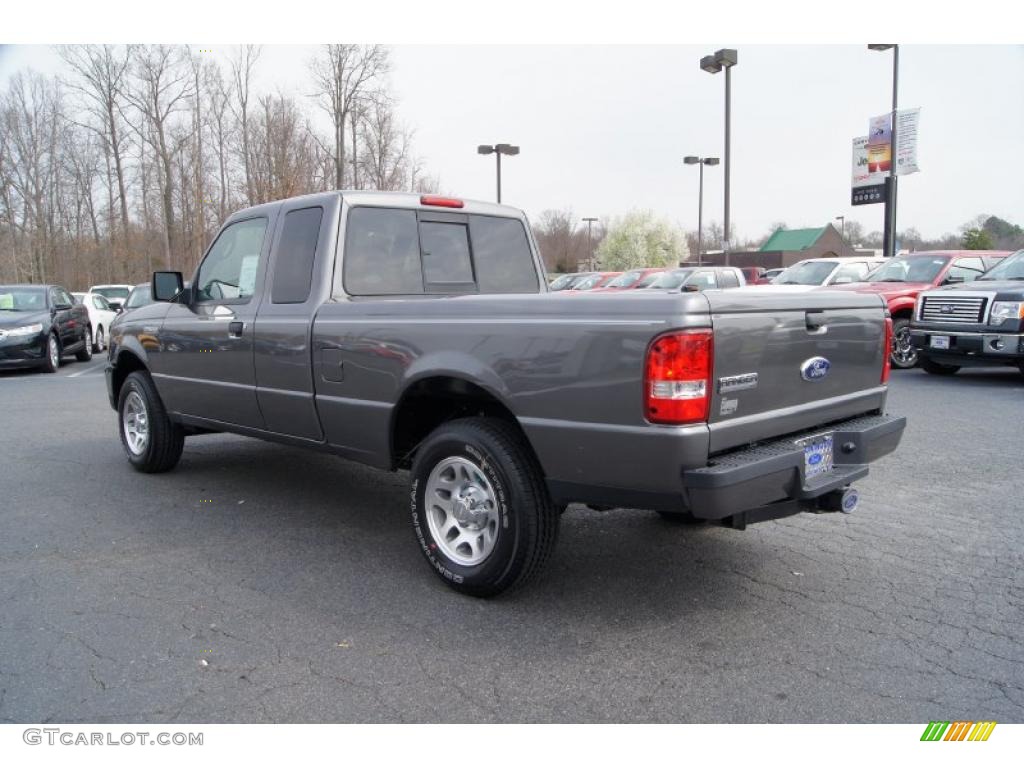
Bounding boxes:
703 288 889 454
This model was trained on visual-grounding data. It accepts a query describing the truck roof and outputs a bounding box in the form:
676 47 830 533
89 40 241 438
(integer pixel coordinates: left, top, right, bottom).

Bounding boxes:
227 190 526 222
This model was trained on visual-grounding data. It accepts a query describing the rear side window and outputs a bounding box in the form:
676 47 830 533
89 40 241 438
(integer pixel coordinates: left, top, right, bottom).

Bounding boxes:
272 207 323 304
420 221 475 289
719 270 739 288
344 208 423 295
470 216 539 293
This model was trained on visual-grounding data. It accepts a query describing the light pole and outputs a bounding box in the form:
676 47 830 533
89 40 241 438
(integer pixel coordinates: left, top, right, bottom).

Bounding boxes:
477 143 520 204
835 215 846 242
582 217 598 271
684 156 720 265
869 44 899 258
700 48 738 265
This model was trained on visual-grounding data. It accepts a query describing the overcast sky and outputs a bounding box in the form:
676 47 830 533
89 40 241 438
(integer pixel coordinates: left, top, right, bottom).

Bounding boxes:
2 44 1021 242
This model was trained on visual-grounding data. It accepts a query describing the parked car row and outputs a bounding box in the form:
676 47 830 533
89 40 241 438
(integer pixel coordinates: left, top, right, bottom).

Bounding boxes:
0 280 157 373
548 249 1019 375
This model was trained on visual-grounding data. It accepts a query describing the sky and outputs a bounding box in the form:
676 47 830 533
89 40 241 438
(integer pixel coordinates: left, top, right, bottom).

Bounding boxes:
1 43 1022 243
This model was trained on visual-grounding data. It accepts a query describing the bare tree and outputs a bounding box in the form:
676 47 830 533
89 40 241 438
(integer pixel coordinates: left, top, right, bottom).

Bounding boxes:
58 45 134 243
229 45 261 206
309 44 389 189
125 45 194 269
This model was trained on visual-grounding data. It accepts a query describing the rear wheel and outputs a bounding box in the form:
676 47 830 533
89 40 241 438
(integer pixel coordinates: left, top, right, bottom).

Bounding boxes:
118 370 184 473
76 327 93 361
410 417 559 597
890 318 917 369
921 356 960 376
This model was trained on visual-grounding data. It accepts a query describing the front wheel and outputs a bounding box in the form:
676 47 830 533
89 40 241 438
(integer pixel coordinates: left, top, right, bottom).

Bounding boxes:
76 327 93 361
40 333 60 373
921 356 960 376
410 418 559 597
94 325 106 353
890 318 917 369
118 371 184 473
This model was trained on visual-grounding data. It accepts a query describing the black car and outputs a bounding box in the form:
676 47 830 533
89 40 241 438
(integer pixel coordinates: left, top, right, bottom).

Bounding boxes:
910 249 1024 377
0 284 93 373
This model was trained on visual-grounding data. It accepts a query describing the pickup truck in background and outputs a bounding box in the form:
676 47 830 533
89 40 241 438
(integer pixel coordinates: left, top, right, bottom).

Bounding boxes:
826 250 1011 369
106 191 906 597
909 248 1024 377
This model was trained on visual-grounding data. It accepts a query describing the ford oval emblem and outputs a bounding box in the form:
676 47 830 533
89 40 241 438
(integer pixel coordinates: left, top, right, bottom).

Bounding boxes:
940 304 954 314
800 357 831 381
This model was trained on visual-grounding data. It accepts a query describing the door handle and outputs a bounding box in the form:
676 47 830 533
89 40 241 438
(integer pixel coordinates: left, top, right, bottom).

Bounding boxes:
228 321 245 338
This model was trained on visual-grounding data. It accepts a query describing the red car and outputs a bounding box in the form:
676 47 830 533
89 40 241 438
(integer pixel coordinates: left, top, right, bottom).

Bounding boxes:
589 267 667 292
739 266 771 285
826 250 1011 368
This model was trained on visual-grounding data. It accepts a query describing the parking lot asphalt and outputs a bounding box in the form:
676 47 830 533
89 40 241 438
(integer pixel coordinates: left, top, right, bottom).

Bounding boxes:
0 359 1022 723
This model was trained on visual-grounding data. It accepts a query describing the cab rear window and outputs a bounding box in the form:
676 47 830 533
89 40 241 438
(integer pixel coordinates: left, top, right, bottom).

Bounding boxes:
342 207 538 296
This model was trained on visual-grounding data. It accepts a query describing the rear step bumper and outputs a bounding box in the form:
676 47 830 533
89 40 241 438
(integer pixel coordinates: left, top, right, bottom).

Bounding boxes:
682 413 906 525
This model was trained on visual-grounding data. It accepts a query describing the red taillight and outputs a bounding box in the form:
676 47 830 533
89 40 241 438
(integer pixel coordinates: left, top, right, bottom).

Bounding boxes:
420 195 464 209
644 330 713 424
881 316 893 383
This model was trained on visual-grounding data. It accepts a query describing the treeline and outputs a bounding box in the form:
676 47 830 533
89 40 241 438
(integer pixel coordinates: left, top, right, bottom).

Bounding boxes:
0 45 438 288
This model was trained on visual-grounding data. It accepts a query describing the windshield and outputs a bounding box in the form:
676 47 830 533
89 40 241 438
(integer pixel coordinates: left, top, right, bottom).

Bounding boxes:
646 269 694 290
571 275 603 290
125 285 152 308
866 255 950 283
94 286 131 300
0 287 47 312
605 270 643 288
549 274 577 291
978 250 1024 281
634 272 664 288
774 261 837 285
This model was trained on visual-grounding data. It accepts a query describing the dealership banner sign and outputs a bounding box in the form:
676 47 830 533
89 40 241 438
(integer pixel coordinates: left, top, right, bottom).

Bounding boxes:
851 107 920 205
851 136 887 205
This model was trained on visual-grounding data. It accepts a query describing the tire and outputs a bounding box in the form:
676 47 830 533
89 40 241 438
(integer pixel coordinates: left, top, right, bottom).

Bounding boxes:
410 417 559 597
117 370 185 473
94 325 105 353
656 510 706 524
921 356 960 376
76 326 93 361
890 318 917 369
1018 362 1024 380
40 333 60 373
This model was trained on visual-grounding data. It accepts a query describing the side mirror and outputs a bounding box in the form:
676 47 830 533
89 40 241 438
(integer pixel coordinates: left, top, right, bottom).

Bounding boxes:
152 271 184 302
832 276 854 285
944 275 965 285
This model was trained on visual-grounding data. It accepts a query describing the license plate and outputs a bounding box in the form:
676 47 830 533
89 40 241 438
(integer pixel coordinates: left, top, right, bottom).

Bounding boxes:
931 335 950 350
796 433 834 481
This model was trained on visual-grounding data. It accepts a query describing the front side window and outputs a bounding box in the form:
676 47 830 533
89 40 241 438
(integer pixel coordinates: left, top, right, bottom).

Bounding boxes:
647 270 692 290
195 217 268 302
688 270 718 289
719 270 740 288
947 257 985 283
93 295 112 311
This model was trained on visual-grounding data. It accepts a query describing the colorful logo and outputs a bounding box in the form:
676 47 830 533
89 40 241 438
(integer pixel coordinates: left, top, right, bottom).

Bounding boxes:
920 721 997 742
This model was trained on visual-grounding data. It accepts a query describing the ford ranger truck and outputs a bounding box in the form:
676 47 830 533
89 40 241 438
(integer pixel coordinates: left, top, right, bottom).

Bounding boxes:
909 248 1024 377
105 191 906 597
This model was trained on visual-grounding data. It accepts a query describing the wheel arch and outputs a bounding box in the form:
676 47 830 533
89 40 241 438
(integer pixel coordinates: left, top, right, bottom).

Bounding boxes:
390 373 533 471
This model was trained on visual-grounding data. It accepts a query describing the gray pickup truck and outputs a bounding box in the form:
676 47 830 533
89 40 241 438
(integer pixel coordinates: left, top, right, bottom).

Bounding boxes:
106 191 905 596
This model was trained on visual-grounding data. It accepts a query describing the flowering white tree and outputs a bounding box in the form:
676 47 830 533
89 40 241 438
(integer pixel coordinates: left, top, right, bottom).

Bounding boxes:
595 210 689 270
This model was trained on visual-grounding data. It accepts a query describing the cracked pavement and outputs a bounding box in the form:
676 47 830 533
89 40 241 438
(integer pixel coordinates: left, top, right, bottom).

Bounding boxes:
0 364 1021 722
